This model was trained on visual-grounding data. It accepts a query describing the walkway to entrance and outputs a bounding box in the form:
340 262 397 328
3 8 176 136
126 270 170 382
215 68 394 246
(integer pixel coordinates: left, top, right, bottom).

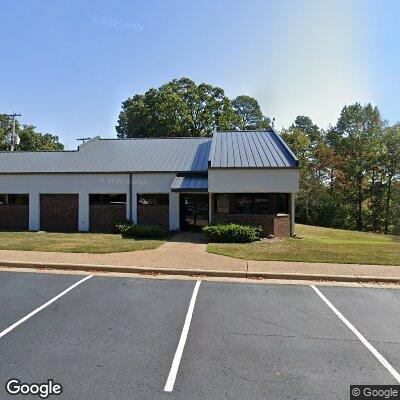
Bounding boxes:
0 232 246 271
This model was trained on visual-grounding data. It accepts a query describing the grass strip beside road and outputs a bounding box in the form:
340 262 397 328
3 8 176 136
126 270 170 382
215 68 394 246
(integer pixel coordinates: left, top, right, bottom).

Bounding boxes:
207 224 400 266
0 231 165 254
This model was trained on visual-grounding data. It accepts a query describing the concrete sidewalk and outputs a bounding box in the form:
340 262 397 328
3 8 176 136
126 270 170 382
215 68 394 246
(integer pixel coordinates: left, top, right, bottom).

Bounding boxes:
0 232 399 283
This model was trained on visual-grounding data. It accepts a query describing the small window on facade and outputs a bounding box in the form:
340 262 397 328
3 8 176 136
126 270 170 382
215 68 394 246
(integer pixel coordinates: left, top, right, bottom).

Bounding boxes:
253 194 270 214
137 194 169 206
276 193 289 214
89 194 127 205
232 194 253 214
0 194 29 205
215 194 230 213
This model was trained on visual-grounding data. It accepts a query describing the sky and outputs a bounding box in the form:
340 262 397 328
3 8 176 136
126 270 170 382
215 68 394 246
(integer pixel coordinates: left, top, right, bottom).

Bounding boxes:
1 0 399 149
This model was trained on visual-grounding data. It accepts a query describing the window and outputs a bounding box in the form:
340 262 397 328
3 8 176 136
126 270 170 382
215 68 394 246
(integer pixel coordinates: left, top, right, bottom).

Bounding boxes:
90 194 126 205
276 193 289 214
0 194 29 205
214 193 272 215
215 194 230 213
253 194 270 214
137 194 169 206
231 194 253 214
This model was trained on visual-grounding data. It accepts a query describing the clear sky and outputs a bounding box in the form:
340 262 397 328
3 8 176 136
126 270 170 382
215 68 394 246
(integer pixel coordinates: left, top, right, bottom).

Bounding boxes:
1 0 399 149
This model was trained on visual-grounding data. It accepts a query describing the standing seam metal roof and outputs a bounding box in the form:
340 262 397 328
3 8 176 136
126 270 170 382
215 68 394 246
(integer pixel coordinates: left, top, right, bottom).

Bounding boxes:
208 130 299 168
0 130 298 174
0 137 212 173
171 175 208 191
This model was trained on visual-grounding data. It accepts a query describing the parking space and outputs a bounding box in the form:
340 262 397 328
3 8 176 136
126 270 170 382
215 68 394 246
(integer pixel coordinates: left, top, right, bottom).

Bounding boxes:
319 286 400 373
0 271 399 399
0 274 195 399
0 271 82 333
174 282 397 399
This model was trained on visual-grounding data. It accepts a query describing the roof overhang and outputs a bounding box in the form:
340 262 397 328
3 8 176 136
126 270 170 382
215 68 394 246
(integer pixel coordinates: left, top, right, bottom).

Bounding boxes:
171 174 208 192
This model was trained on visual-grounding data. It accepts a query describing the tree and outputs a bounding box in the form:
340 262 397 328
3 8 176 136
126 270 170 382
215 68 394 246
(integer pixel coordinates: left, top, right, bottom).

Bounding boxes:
382 124 400 234
332 103 384 231
116 78 240 138
291 116 321 145
232 95 271 130
281 117 325 226
0 114 63 151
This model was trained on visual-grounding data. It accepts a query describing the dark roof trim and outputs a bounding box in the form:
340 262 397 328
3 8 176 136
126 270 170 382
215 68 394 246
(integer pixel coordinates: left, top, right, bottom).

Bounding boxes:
270 129 299 167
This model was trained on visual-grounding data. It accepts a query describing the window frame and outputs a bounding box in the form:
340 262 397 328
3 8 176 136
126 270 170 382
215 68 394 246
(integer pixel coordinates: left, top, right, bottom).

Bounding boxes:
214 193 277 215
137 193 169 206
0 194 29 205
89 193 127 206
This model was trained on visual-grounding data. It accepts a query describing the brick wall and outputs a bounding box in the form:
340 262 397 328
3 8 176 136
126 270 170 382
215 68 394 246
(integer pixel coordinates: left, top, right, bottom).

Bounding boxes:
274 214 291 237
0 205 29 231
212 213 290 237
137 205 169 230
40 194 79 232
90 204 126 232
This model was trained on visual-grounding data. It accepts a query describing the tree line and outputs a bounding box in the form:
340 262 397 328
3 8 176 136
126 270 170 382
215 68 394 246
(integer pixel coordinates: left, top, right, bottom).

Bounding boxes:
281 109 399 235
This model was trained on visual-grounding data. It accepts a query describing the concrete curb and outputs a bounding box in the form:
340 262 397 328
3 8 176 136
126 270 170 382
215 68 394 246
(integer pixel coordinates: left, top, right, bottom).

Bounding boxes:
1 260 400 284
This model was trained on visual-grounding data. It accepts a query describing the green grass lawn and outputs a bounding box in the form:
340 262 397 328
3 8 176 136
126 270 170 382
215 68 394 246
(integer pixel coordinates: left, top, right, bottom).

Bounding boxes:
207 224 400 266
0 231 165 254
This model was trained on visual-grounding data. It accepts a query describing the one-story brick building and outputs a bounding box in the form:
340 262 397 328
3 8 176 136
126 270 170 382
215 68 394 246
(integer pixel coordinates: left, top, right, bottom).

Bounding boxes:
0 130 299 237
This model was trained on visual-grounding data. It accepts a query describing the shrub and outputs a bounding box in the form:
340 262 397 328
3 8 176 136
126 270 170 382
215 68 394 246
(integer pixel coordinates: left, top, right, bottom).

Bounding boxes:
125 224 167 239
203 223 262 243
113 219 132 234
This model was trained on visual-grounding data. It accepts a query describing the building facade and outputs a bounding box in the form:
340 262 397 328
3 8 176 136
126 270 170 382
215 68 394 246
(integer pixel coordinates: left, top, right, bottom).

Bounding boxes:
0 130 299 237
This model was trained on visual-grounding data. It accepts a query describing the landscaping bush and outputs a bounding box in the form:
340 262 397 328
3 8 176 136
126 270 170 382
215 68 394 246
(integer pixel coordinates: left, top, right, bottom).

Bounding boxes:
113 219 132 234
203 223 262 243
125 224 167 239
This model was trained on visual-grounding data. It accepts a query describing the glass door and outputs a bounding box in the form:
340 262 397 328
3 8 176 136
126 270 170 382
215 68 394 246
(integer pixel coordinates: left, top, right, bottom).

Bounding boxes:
180 194 209 231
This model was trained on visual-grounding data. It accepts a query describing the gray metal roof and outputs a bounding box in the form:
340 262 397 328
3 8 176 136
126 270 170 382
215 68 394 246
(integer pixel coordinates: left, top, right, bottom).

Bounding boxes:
208 130 299 168
171 175 208 192
0 130 298 174
0 137 212 173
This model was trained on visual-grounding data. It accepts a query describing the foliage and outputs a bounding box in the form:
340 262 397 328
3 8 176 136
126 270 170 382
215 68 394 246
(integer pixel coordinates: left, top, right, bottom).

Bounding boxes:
116 78 274 138
113 221 167 239
232 95 271 130
113 219 132 234
116 78 241 138
282 104 400 235
0 114 63 151
203 223 262 243
126 224 167 239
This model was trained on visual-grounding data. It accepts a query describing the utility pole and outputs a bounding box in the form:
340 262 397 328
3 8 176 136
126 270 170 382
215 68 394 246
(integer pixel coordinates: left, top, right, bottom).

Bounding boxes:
4 113 22 151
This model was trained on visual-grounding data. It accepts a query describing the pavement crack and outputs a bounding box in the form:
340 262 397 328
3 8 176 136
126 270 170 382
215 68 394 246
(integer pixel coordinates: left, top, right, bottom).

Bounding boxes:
219 330 361 344
220 363 257 383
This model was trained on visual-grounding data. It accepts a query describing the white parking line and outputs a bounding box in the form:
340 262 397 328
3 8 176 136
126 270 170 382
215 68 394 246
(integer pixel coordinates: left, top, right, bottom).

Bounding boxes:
164 280 201 392
311 284 400 383
0 275 93 338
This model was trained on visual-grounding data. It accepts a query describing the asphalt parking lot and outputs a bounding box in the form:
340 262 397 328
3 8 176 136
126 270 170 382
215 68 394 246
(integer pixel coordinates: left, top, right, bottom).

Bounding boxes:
1 271 399 399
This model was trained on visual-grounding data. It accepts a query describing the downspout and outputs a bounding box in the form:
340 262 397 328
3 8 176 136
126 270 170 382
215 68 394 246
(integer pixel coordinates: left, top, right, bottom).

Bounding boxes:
129 173 133 223
290 193 296 237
